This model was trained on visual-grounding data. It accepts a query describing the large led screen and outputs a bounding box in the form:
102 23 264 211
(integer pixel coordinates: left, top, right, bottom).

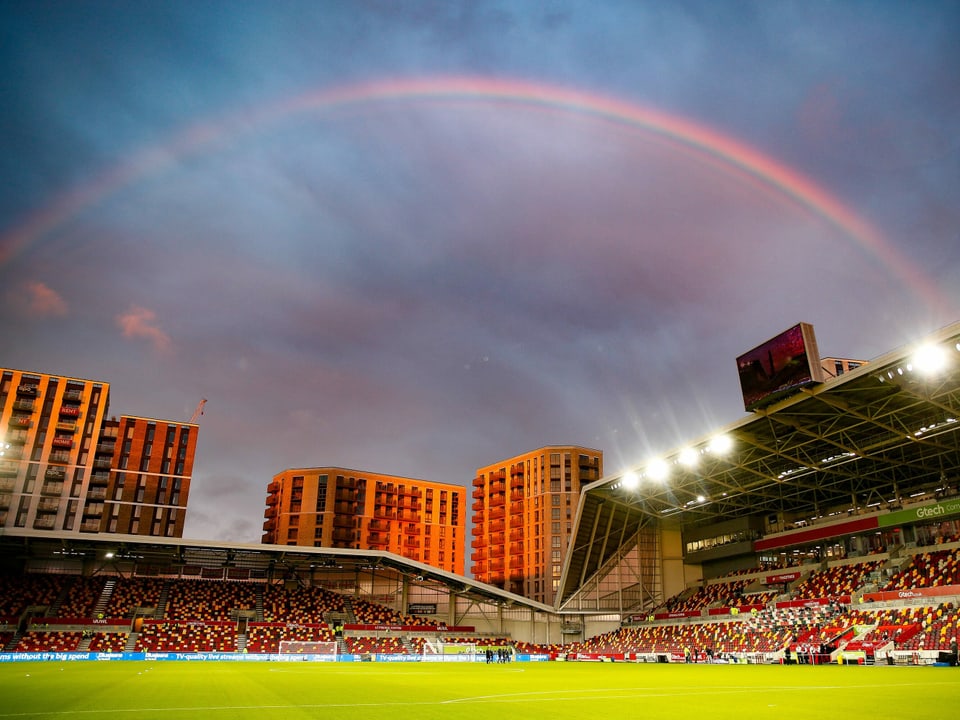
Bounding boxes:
737 322 824 411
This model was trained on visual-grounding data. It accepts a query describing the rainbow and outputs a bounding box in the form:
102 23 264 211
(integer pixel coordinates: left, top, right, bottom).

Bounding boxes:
0 75 946 311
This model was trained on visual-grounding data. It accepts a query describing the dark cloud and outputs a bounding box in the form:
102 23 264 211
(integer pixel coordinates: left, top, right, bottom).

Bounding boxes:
1 1 958 546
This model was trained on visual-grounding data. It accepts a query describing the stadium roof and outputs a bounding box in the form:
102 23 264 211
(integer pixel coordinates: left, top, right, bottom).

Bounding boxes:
560 320 960 609
0 530 555 615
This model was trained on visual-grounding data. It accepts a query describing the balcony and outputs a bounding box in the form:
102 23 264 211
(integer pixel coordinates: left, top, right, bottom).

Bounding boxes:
403 537 421 549
263 506 277 519
51 436 73 449
489 507 505 521
373 507 395 521
334 501 357 514
59 406 81 418
509 501 525 515
267 481 279 494
41 481 64 496
471 476 484 488
48 451 71 464
16 384 39 396
0 493 11 509
489 493 506 508
80 520 100 532
471 500 484 512
471 526 485 537
334 489 357 503
86 488 107 501
44 467 66 481
509 528 524 542
95 443 115 454
471 487 484 499
56 421 78 433
366 532 389 547
470 537 487 549
62 389 83 402
336 477 356 490
332 528 355 544
333 515 355 529
6 430 28 445
0 462 18 477
9 416 32 428
488 519 506 533
93 458 112 469
14 399 36 412
36 497 60 513
0 479 14 493
34 516 57 530
89 472 110 486
266 494 278 506
262 518 277 532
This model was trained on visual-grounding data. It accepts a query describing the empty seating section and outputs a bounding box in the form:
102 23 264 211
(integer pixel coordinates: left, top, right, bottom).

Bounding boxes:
87 633 129 652
135 622 236 652
57 577 106 617
894 603 960 651
0 573 65 617
106 578 166 617
262 584 344 623
245 622 334 653
883 548 960 590
665 579 750 612
793 560 880 599
344 636 406 654
164 579 257 621
14 631 82 651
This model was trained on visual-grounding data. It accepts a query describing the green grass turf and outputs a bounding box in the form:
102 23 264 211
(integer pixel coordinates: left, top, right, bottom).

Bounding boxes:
1 661 958 720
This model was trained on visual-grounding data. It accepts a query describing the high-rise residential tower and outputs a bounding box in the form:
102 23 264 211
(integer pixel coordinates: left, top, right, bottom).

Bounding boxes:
0 368 198 537
471 446 602 604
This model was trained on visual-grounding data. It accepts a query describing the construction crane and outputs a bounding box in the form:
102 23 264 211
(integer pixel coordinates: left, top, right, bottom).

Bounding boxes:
188 398 207 424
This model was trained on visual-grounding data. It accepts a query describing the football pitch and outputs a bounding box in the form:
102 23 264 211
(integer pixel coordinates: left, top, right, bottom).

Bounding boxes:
1 661 958 720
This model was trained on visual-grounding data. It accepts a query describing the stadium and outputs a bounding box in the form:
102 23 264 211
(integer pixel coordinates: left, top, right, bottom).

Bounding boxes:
4 320 960 716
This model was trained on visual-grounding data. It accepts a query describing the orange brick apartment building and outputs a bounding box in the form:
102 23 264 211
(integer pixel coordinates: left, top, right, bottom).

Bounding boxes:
0 367 198 537
262 467 466 575
471 445 602 603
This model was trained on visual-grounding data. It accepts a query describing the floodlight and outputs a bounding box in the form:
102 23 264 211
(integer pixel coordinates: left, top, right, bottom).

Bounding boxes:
646 459 669 482
621 471 639 490
678 447 699 467
911 343 948 376
707 434 733 455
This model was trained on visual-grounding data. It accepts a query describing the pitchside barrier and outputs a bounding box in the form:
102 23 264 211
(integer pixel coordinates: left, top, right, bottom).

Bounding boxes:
1 650 952 664
0 651 551 663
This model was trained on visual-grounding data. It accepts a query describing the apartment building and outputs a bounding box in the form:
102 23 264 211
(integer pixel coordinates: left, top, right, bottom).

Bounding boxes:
0 368 197 537
471 446 602 604
263 467 466 575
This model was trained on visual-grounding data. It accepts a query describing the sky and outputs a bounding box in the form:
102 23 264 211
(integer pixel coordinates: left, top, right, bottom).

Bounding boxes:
2 1 959 546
